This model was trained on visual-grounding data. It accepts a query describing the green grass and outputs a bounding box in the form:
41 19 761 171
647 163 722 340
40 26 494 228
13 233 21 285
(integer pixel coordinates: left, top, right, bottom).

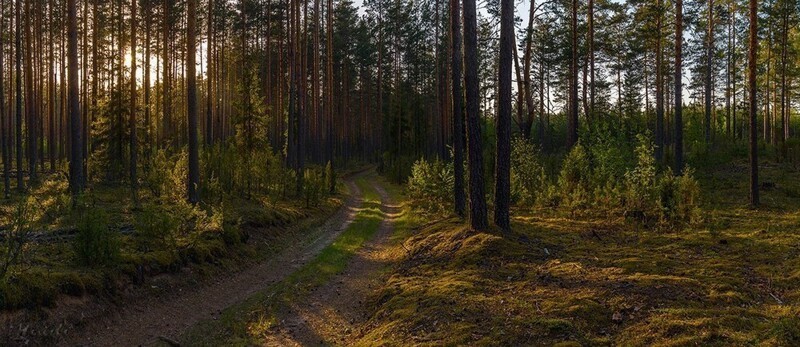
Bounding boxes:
180 175 399 346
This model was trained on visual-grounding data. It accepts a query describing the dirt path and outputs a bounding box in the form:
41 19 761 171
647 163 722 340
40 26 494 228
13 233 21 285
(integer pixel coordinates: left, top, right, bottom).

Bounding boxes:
62 174 366 347
261 179 401 346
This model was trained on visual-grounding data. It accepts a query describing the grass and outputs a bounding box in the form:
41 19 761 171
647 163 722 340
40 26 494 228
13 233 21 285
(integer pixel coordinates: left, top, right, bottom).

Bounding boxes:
354 158 800 346
0 173 343 312
180 175 402 346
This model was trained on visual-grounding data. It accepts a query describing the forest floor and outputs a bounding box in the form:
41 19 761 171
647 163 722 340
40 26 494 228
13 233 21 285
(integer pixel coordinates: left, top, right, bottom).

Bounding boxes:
178 172 418 346
60 174 364 346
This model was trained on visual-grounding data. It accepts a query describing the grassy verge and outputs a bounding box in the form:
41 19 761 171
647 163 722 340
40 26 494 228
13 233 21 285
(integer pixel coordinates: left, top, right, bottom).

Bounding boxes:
0 177 343 313
180 176 396 345
355 162 800 346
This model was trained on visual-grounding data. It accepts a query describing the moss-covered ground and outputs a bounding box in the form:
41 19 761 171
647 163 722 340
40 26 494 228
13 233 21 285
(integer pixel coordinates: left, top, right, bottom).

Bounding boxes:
356 159 800 346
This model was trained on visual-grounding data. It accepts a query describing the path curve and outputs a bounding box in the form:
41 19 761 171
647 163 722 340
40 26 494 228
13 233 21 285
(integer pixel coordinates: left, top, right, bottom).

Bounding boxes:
262 177 401 346
62 173 366 346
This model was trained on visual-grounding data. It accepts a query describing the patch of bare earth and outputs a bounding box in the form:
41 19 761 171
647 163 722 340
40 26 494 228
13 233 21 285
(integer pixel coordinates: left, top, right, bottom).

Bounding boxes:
262 180 401 346
54 175 365 347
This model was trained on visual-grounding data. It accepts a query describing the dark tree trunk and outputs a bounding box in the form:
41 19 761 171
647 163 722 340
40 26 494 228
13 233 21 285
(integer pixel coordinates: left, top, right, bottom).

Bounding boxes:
748 0 758 206
187 0 199 204
675 0 684 174
567 0 578 149
494 0 512 230
15 0 22 192
463 0 488 230
68 0 83 200
206 0 213 146
655 0 664 162
130 0 138 202
588 0 594 119
0 0 7 198
450 0 465 217
705 0 713 145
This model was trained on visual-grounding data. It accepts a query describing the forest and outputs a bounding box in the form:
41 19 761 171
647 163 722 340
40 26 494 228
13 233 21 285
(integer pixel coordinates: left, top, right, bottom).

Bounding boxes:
0 0 799 344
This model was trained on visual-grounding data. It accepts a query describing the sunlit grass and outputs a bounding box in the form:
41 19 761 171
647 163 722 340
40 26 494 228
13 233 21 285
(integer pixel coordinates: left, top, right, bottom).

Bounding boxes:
180 175 401 345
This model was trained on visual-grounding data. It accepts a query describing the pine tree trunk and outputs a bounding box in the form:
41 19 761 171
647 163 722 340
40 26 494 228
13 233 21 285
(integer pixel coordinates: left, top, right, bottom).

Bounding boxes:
187 0 199 204
655 0 664 163
130 0 138 202
494 0 513 231
68 0 83 199
705 0 713 145
675 0 684 174
748 0 758 206
567 0 578 149
463 0 488 230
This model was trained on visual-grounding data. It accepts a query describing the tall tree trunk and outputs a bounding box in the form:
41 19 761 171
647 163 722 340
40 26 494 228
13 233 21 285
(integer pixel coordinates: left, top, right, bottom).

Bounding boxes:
450 0 465 217
655 0 664 162
588 0 594 119
567 0 578 149
144 0 152 156
162 0 171 146
0 0 7 198
187 0 199 204
206 0 213 146
25 0 36 183
779 7 788 158
705 0 713 145
68 0 83 200
748 0 758 206
463 0 488 230
15 0 22 192
494 0 512 230
130 0 138 202
675 0 684 174
325 0 334 193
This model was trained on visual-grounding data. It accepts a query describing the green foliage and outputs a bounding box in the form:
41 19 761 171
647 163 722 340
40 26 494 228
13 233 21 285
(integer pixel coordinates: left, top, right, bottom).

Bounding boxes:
73 204 119 267
302 167 326 207
134 204 180 252
0 198 34 280
406 158 454 216
557 143 593 211
325 161 336 194
510 137 547 206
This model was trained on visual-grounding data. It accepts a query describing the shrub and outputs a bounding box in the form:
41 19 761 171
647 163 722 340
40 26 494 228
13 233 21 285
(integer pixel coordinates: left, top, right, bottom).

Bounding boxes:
134 204 179 252
558 143 593 211
406 158 454 215
0 198 34 280
303 167 326 207
510 137 548 206
73 206 119 267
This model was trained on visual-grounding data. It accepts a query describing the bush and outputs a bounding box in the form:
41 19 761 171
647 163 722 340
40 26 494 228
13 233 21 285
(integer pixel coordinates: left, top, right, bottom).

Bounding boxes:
406 158 454 215
0 198 34 280
510 137 548 206
134 204 180 252
303 167 326 207
73 207 119 267
558 143 593 211
622 135 702 227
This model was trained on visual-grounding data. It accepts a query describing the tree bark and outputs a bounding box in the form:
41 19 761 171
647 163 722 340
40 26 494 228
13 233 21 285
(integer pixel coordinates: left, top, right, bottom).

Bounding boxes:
675 0 684 174
68 0 83 200
187 0 199 204
494 0 512 230
748 0 758 206
450 0 465 217
567 0 579 149
463 0 488 230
